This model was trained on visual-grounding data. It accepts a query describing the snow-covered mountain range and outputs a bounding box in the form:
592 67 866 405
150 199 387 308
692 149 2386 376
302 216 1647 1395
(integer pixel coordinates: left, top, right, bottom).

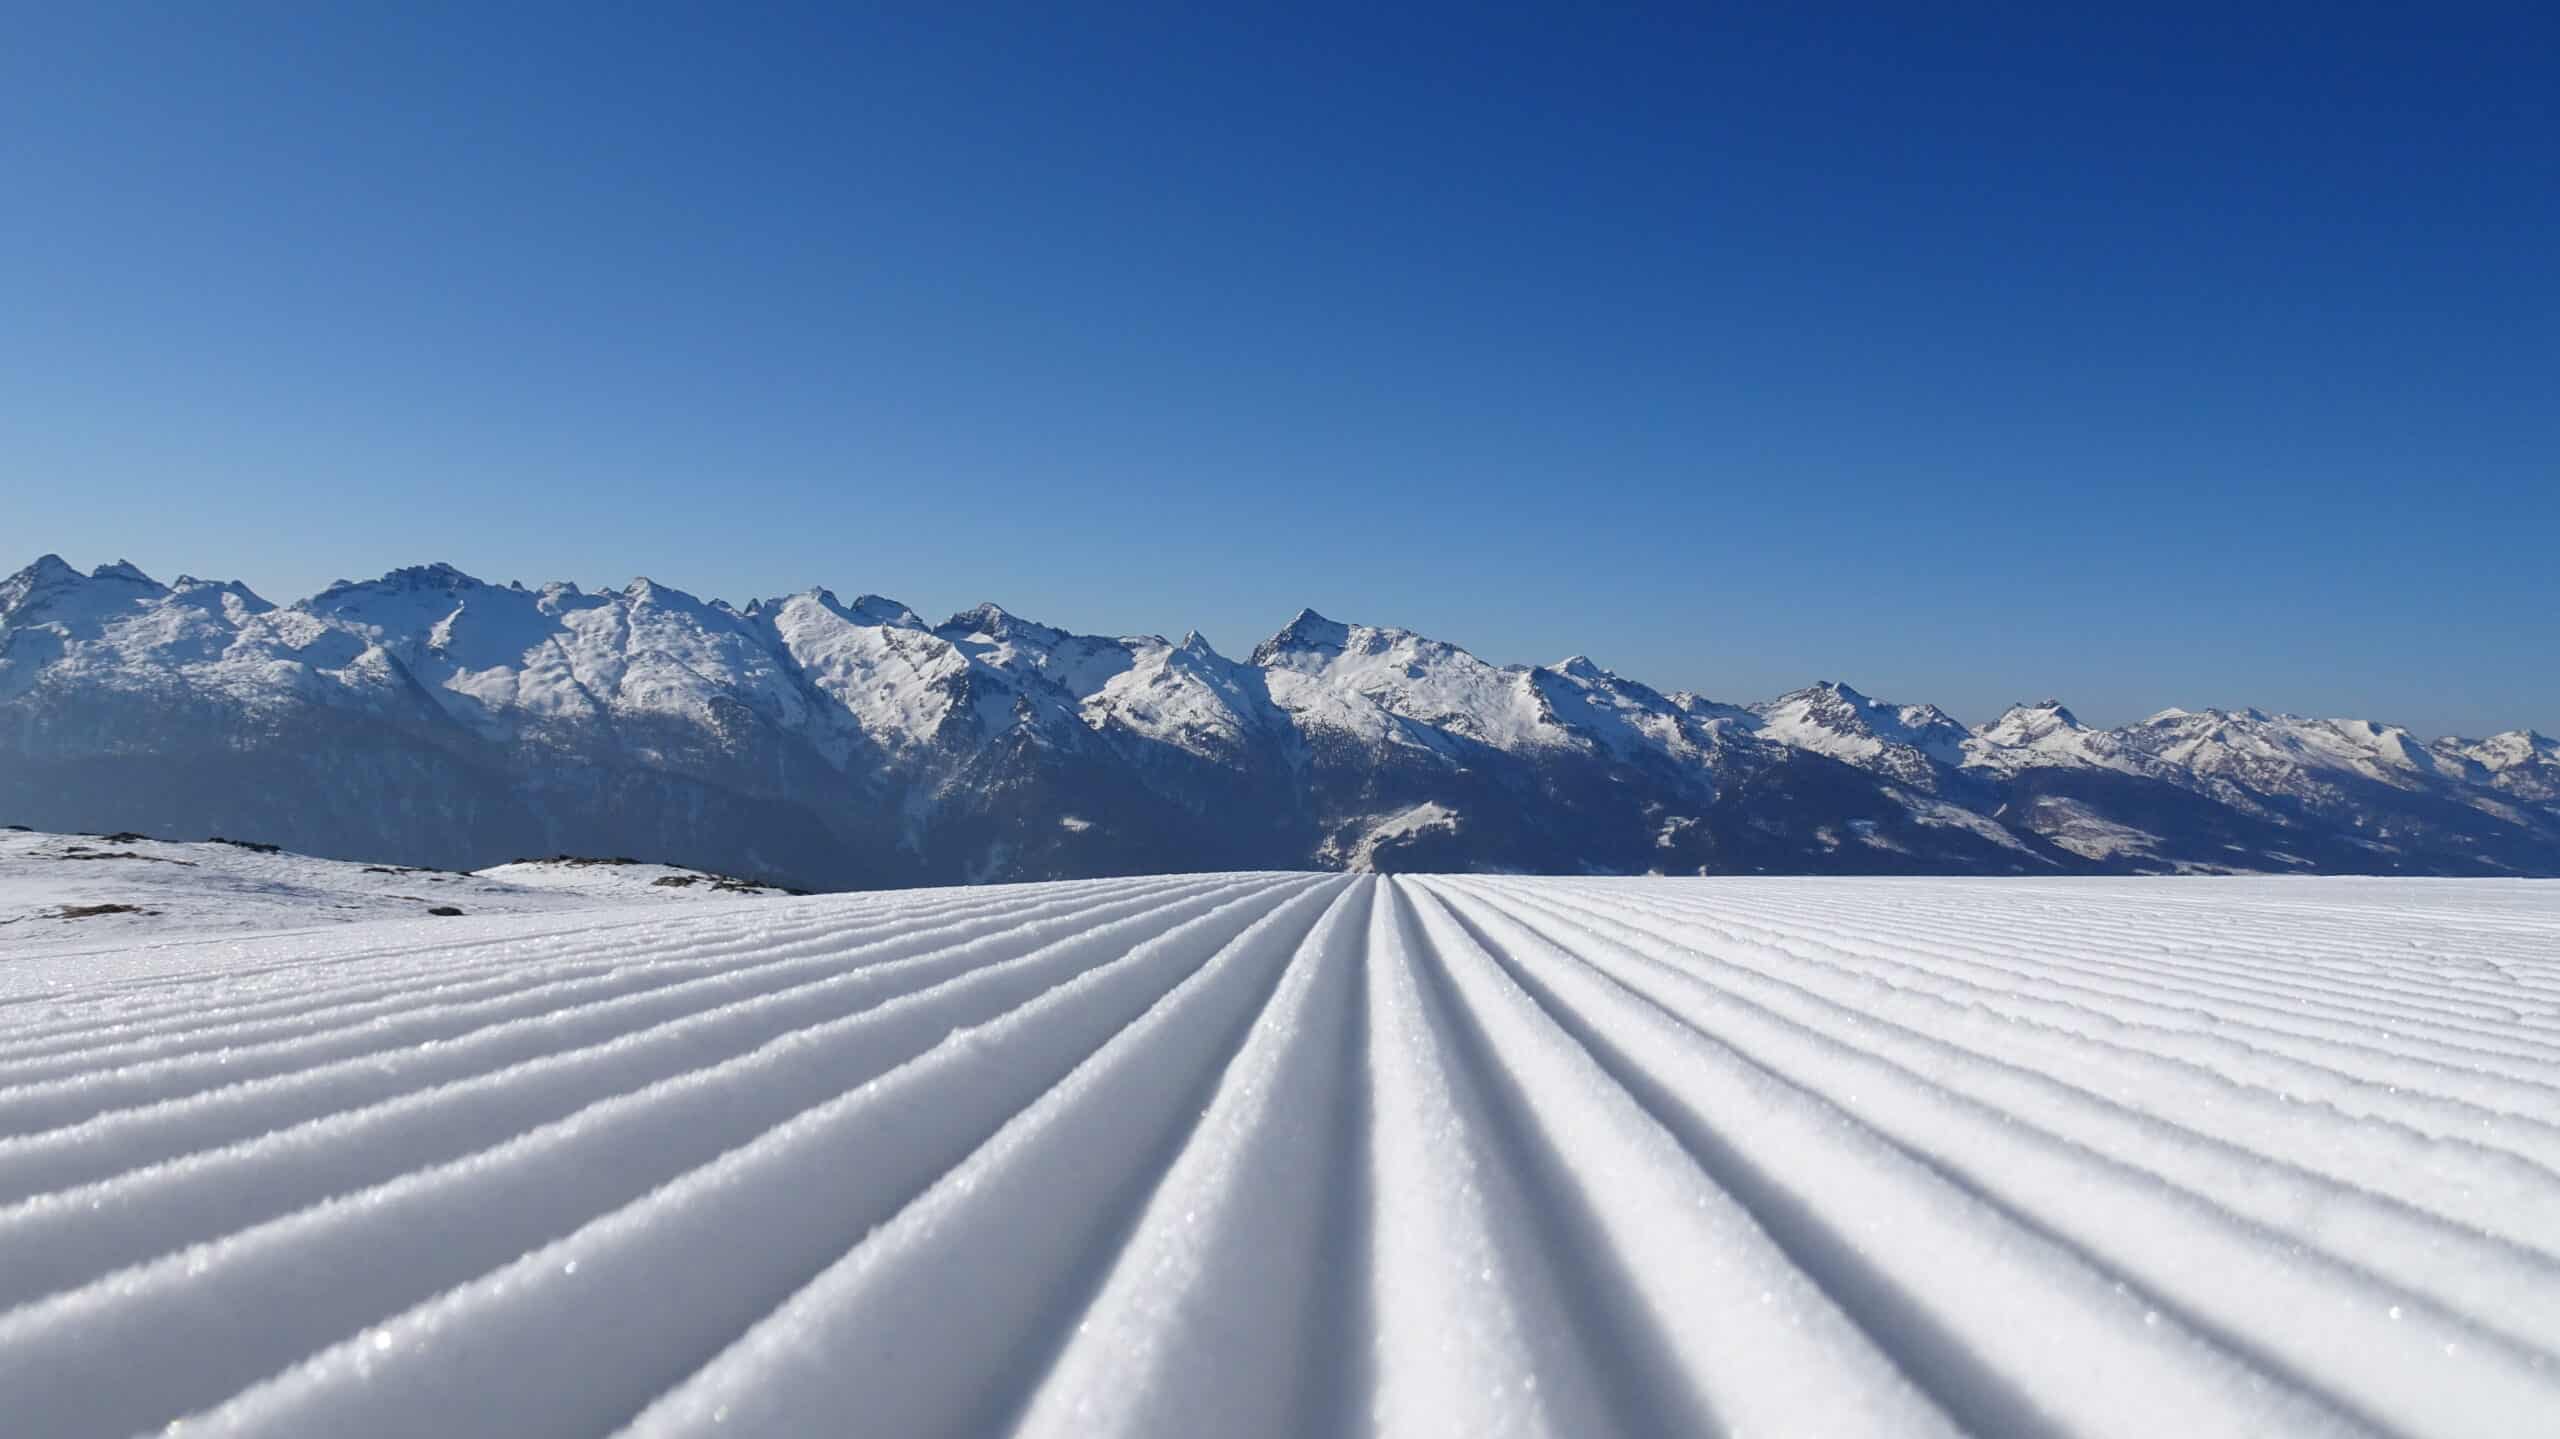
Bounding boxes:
6 554 2555 887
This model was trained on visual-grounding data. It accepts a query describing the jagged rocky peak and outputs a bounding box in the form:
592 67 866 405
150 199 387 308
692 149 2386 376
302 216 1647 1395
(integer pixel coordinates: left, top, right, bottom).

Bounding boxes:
2174 705 2282 727
2133 705 2232 733
2155 705 2308 735
1252 608 1353 664
1761 680 1886 721
938 601 1068 646
90 559 160 586
1667 688 1748 717
2436 728 2560 772
2479 729 2558 761
166 574 275 613
1158 629 1236 668
781 589 927 630
1981 698 2083 742
1762 680 1887 726
1530 657 1691 735
845 593 921 628
2449 730 2560 802
6 556 274 626
2 554 84 617
9 553 79 585
618 576 736 621
3 554 173 625
311 562 488 605
385 562 484 591
1751 679 1975 778
170 572 243 592
1266 610 1514 682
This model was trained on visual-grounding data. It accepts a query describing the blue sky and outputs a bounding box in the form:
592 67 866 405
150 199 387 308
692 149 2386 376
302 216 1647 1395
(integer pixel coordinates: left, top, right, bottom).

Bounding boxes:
4 3 2553 734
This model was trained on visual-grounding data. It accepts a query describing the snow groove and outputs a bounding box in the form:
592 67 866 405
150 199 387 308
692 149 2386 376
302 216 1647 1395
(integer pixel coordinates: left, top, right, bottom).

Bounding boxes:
0 873 2554 1436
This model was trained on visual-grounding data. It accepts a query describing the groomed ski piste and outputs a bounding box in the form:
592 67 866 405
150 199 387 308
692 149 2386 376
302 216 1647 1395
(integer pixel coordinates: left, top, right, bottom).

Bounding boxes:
3 875 2557 1436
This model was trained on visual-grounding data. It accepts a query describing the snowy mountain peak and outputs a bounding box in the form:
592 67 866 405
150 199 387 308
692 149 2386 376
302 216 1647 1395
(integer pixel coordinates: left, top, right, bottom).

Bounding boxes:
2447 727 2551 755
619 578 735 624
844 594 922 629
1751 680 1974 785
90 559 159 586
2482 728 2559 760
1252 608 1351 663
778 589 922 631
1982 699 2084 740
11 553 78 585
2432 729 2560 802
391 562 484 591
939 602 1062 646
1964 697 2145 779
1552 655 1609 682
1663 691 1756 729
2136 707 2247 733
1758 681 1890 729
1248 613 1564 754
2 553 171 628
166 575 275 614
310 564 490 608
1 554 85 622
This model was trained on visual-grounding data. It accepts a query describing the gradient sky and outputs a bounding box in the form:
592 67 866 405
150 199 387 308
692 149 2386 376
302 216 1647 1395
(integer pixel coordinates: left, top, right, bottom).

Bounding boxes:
4 3 2553 735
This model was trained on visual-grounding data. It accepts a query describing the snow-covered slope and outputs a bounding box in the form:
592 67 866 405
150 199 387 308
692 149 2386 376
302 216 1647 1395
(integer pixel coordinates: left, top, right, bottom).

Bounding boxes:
1 873 2554 1437
6 553 2557 882
0 828 789 944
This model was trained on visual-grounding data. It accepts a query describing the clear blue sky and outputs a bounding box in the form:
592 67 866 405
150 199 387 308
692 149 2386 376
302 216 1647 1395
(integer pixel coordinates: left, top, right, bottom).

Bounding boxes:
4 3 2553 735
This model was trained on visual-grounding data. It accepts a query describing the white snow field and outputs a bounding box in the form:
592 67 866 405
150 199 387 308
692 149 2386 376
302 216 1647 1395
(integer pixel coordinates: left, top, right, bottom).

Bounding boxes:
2 874 2557 1437
0 828 791 945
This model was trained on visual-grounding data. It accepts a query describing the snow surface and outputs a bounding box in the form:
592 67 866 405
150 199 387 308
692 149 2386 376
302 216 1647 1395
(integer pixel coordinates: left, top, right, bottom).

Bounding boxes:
2 873 2557 1436
0 830 786 946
